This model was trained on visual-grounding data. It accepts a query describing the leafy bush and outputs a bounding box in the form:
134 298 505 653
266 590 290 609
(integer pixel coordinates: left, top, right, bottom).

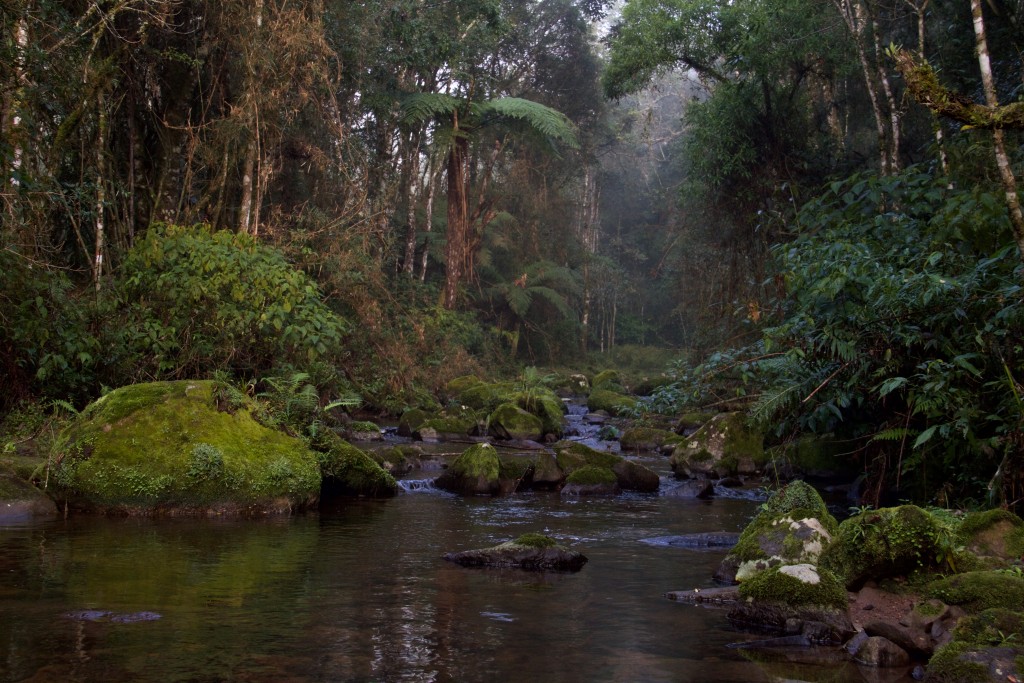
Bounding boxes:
755 169 1023 503
111 224 348 380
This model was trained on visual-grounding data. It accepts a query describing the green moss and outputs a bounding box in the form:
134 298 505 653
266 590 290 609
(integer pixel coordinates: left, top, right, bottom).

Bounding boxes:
317 438 397 497
489 403 544 440
513 533 558 548
446 443 500 483
958 509 1023 538
346 420 380 434
587 389 637 416
565 465 617 486
498 455 534 481
927 571 1024 613
927 609 1024 683
591 370 624 392
57 381 321 511
738 565 847 609
820 505 956 588
620 427 676 451
553 442 622 473
420 415 477 436
513 391 565 436
763 481 835 528
445 375 484 396
397 408 430 436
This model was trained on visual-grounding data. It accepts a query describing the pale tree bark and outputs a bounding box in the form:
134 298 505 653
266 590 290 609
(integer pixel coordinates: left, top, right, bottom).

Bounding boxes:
402 132 422 276
94 92 107 292
830 0 895 174
577 165 600 354
443 130 470 309
972 0 1024 261
419 159 440 283
902 0 949 176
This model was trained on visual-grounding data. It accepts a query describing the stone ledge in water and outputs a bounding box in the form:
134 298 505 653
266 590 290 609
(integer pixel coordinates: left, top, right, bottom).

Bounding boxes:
443 533 588 572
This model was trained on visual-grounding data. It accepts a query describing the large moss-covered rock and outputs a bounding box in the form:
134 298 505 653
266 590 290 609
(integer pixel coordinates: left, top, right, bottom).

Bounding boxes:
316 433 398 498
397 408 430 437
716 481 837 584
926 571 1024 614
435 443 501 495
926 608 1024 683
620 427 681 453
591 370 624 392
488 403 544 441
587 388 637 416
53 381 321 515
956 509 1024 564
0 467 57 522
561 465 620 496
553 441 658 492
820 505 951 589
514 392 565 437
669 412 765 478
729 564 853 641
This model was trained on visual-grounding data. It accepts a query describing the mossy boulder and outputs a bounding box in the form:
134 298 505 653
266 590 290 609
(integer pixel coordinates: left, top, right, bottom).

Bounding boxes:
926 571 1024 614
553 441 658 492
531 452 564 489
416 412 479 441
587 388 637 416
717 482 838 584
591 369 624 392
620 427 681 453
957 509 1024 563
676 412 714 433
488 403 544 441
443 533 588 572
375 445 422 475
612 459 660 493
397 408 430 437
926 608 1024 683
775 434 860 480
729 564 854 641
314 431 397 497
434 443 501 496
514 392 565 437
0 467 57 522
53 381 322 515
561 465 620 496
819 505 951 589
343 420 382 441
669 412 765 478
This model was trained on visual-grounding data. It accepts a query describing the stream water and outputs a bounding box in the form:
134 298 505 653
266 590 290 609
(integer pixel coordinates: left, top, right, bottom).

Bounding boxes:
1 456 915 682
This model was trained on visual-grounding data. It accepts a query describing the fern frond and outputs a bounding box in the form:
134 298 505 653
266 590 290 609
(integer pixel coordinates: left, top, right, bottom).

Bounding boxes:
474 97 579 148
400 93 461 125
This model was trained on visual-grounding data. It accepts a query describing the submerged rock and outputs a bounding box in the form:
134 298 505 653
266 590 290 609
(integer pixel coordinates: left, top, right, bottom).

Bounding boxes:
560 465 620 496
0 468 57 522
443 533 587 572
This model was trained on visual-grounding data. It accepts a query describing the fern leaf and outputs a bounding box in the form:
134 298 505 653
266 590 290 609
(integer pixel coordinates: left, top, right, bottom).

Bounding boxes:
474 97 579 148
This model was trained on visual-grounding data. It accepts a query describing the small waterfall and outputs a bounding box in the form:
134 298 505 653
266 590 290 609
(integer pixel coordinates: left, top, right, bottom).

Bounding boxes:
398 478 439 493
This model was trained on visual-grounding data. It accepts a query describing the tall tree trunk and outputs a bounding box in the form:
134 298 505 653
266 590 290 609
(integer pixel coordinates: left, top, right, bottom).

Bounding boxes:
402 132 421 276
239 142 256 233
94 92 107 292
972 0 1024 260
831 0 893 173
443 134 469 309
420 161 439 283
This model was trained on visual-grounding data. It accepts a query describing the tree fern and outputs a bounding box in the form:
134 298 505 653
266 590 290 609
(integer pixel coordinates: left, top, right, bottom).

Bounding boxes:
474 97 579 148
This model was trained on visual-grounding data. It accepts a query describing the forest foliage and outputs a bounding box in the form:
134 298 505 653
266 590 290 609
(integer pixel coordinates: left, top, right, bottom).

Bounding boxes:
2 0 1024 505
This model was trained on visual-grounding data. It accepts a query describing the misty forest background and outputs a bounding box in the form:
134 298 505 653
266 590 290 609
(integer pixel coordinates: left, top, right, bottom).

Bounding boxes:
2 0 1023 507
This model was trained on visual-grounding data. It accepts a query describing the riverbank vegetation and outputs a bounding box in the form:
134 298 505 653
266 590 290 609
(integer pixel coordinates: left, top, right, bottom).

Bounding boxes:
2 0 1023 509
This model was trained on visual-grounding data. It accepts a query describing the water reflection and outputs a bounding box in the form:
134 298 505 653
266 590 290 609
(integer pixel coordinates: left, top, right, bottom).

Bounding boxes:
0 492 914 682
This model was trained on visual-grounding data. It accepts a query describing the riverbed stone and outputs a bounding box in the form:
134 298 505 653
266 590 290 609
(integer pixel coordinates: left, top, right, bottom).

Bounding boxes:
820 505 952 589
926 608 1024 682
669 412 765 479
561 465 620 496
663 478 714 498
620 426 681 453
553 442 659 493
0 468 57 522
716 481 837 584
443 533 587 572
612 459 661 492
531 452 565 489
316 432 398 498
586 389 637 416
489 403 544 441
52 380 322 515
956 509 1024 564
854 636 912 667
435 443 501 496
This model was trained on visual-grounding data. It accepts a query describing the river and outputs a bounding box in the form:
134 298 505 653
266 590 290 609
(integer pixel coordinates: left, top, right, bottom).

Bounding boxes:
0 457 913 682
